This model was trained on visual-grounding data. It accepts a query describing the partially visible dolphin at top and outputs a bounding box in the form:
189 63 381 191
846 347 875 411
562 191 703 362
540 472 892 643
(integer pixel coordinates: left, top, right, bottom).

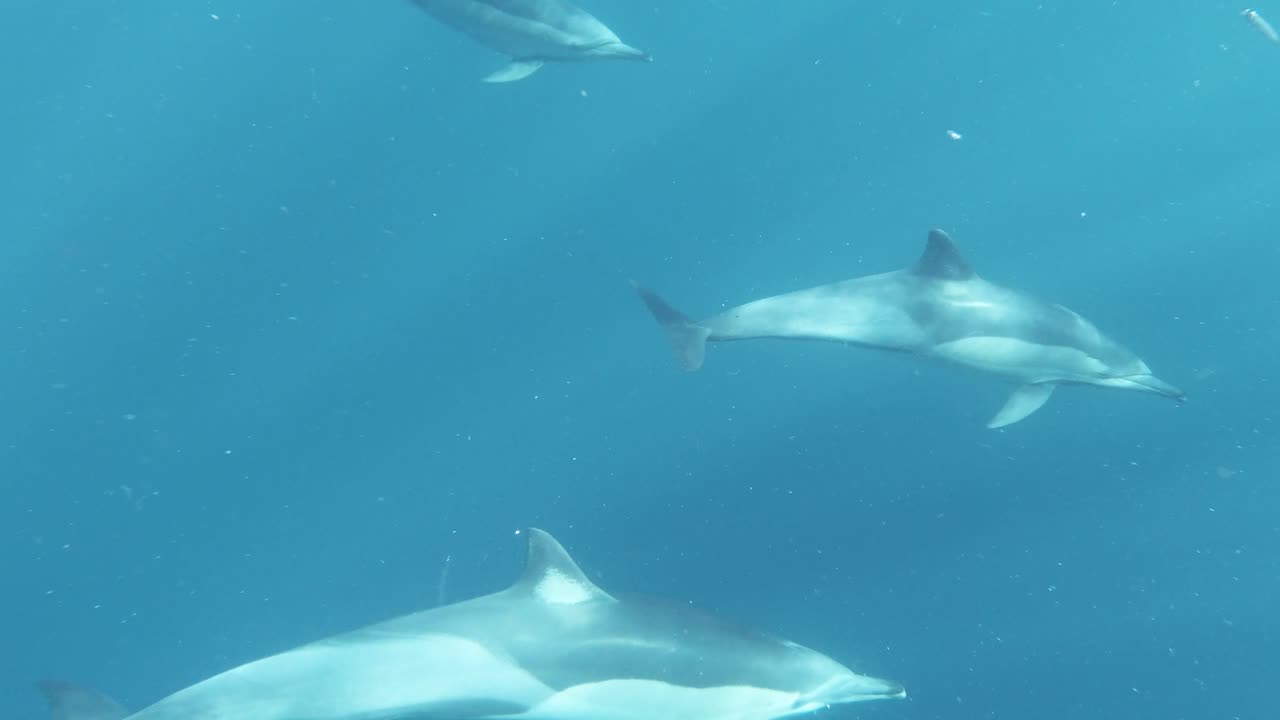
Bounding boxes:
635 229 1185 428
408 0 651 82
39 528 905 720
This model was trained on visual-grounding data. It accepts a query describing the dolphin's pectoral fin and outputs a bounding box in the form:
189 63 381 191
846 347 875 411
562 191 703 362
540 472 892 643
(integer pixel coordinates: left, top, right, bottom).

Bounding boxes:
483 59 545 83
37 680 129 720
632 282 713 371
987 384 1056 429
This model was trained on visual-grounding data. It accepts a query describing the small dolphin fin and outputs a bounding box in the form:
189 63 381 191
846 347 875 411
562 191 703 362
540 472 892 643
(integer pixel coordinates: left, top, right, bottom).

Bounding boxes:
912 229 976 280
511 528 614 604
483 59 545 83
632 282 713 371
987 384 1055 429
37 680 129 720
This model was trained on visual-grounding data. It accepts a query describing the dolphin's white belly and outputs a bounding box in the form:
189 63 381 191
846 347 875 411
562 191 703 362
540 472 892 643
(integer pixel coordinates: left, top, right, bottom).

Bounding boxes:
128 634 552 720
927 336 1108 383
514 678 801 720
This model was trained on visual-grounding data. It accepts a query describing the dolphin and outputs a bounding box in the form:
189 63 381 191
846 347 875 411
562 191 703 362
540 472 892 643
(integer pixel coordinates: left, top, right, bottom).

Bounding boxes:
39 528 905 720
635 229 1185 428
408 0 652 82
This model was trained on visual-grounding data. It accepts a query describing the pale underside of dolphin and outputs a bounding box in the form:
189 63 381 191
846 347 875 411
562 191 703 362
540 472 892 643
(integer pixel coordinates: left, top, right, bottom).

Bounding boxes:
40 528 904 720
409 0 652 82
635 229 1185 428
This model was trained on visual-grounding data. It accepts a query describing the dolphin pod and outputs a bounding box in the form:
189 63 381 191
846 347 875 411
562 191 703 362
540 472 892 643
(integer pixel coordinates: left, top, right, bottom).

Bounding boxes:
35 4 1193 718
636 229 1183 428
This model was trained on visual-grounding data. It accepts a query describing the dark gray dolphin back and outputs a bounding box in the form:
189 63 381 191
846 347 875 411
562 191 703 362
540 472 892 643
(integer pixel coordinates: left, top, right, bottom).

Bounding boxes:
473 0 553 21
483 531 853 696
903 231 1141 367
416 0 568 23
508 595 848 694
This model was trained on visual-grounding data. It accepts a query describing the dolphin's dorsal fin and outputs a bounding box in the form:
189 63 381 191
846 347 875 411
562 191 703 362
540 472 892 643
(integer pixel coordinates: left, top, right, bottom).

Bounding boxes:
911 229 975 280
511 528 615 605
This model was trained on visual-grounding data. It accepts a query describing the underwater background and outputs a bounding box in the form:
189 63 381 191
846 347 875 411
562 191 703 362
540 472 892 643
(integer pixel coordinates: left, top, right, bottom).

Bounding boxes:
2 1 1277 718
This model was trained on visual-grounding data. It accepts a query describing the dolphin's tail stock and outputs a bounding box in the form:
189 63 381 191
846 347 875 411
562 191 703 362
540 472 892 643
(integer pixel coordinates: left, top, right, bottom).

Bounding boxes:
632 282 712 371
37 680 129 720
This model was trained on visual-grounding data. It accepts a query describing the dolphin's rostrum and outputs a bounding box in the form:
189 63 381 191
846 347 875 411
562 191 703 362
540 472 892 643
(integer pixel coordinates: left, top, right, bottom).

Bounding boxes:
39 528 904 720
636 229 1184 428
409 0 651 82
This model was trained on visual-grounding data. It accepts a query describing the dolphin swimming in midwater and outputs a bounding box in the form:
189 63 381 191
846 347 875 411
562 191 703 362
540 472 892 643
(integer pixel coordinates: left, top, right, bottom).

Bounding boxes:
635 229 1184 428
408 0 652 82
39 528 905 720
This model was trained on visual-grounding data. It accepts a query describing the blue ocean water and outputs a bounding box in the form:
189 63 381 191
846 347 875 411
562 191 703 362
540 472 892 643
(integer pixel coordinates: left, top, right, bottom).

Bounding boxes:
2 1 1277 718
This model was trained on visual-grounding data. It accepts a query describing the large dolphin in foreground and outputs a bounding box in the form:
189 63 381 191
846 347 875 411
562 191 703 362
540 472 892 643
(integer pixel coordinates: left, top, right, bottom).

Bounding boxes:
636 229 1185 428
409 0 651 82
40 528 905 720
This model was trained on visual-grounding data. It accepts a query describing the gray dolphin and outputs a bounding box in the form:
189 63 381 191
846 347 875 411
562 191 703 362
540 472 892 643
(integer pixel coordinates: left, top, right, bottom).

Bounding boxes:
39 528 905 720
635 229 1184 428
409 0 652 82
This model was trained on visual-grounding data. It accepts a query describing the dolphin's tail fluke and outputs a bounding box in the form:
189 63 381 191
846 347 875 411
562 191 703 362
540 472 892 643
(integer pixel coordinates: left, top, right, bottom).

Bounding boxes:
37 680 129 720
632 282 711 371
